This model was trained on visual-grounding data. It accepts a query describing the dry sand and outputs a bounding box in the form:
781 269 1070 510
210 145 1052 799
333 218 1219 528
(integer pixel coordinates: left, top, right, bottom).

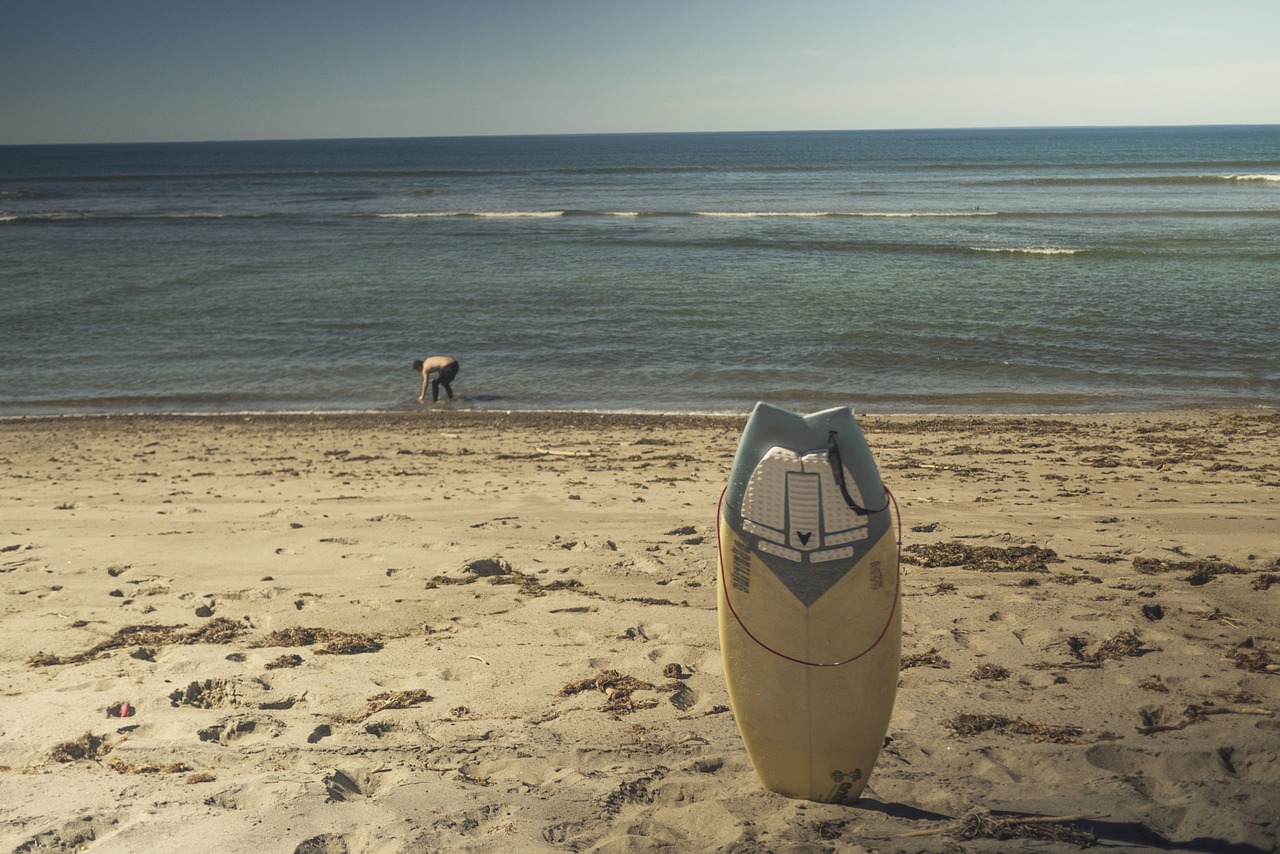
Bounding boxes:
1 410 1277 853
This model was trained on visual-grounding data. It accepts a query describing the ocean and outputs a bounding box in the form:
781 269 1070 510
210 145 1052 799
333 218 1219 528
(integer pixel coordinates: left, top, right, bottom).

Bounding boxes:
2 126 1277 417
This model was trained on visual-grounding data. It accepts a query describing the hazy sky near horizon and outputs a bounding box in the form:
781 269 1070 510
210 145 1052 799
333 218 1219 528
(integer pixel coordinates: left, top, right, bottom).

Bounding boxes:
3 0 1278 145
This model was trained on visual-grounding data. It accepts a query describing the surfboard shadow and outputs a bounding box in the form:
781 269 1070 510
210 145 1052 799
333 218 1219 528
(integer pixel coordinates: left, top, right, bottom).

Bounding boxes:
855 804 1274 854
851 798 950 822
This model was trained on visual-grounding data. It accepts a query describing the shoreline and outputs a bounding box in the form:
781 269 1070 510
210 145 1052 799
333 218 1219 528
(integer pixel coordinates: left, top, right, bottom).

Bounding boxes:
4 403 1277 428
2 410 1277 852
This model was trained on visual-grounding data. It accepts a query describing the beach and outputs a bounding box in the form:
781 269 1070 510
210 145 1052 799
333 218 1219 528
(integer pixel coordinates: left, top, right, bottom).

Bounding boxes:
1 409 1277 853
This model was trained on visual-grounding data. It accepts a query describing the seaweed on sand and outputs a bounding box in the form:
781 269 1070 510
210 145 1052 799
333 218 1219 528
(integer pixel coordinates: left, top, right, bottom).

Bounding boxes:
343 689 433 723
50 732 114 762
1086 630 1148 663
904 808 1098 846
1229 646 1279 674
107 758 192 774
971 663 1010 680
1057 630 1152 667
903 542 1061 573
901 649 950 670
1133 556 1250 585
426 567 591 598
252 626 383 655
28 618 246 667
942 713 1084 743
488 570 588 597
560 670 658 715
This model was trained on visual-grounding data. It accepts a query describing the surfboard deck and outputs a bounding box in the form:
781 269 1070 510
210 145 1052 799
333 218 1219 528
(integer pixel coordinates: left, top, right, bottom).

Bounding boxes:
717 403 900 803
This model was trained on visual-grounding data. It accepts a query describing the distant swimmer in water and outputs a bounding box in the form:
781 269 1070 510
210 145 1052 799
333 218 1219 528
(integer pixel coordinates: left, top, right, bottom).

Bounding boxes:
413 356 459 403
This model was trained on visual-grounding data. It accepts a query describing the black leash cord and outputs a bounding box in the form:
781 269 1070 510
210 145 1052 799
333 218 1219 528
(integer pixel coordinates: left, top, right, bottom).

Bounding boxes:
827 431 889 515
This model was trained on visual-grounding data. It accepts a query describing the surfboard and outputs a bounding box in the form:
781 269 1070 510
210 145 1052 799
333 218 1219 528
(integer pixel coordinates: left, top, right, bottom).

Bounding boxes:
717 403 900 804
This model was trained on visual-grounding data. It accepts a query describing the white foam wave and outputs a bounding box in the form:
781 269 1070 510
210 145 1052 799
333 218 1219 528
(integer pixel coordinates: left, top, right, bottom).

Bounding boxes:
0 212 83 223
846 211 998 218
1226 174 1280 183
695 211 827 218
970 246 1080 255
693 210 996 218
472 211 564 218
367 209 1000 220
371 212 455 218
371 211 565 218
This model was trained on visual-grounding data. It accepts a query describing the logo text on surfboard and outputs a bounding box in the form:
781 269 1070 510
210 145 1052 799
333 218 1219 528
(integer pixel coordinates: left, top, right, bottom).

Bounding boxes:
731 538 752 592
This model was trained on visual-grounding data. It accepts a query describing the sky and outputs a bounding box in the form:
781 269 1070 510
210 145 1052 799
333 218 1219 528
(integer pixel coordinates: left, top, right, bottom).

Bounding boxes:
2 0 1278 145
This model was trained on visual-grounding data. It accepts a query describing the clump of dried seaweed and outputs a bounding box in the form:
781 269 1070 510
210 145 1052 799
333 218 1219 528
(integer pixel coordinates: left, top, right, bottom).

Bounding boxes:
971 663 1010 680
27 618 246 667
1063 631 1151 667
343 689 433 723
264 653 304 670
901 649 950 670
252 626 383 655
1075 553 1125 564
427 568 591 598
1052 572 1102 586
424 574 479 588
1229 646 1279 674
910 809 1098 846
560 670 658 715
253 626 325 646
1252 573 1279 591
903 542 1061 573
489 570 589 597
315 634 383 655
107 758 191 774
1088 630 1148 663
50 732 114 762
942 713 1084 743
1133 556 1249 585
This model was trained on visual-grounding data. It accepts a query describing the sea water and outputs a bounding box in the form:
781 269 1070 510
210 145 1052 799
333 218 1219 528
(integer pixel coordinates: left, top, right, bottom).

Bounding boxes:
2 126 1277 416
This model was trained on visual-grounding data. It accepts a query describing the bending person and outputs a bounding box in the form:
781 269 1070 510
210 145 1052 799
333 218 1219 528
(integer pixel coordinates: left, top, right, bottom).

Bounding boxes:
413 355 459 403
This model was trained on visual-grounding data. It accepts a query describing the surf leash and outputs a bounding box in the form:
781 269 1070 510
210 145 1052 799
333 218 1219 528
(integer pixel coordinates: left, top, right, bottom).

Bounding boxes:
717 485 902 668
827 431 891 515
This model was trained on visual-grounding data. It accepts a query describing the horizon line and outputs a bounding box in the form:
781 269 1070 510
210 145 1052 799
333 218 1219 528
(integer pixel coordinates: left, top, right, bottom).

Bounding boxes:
4 123 1278 149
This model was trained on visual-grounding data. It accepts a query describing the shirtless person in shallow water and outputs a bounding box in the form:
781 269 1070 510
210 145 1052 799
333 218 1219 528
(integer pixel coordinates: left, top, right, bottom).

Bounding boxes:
413 356 459 403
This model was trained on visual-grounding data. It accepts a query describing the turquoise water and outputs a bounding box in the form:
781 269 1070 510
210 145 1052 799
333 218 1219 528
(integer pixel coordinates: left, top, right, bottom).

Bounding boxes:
2 126 1277 415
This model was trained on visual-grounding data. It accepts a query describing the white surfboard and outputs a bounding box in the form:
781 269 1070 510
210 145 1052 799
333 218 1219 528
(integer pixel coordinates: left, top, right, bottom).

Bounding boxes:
717 403 899 803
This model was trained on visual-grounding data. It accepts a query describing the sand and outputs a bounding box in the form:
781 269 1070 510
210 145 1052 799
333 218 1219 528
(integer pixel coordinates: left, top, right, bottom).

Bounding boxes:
1 409 1277 853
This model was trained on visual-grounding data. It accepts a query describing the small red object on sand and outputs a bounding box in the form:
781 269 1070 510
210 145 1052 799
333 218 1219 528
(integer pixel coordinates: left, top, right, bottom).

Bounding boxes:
120 702 131 717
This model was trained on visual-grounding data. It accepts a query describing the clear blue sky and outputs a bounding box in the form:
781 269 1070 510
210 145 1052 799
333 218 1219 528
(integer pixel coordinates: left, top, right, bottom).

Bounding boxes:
3 0 1278 144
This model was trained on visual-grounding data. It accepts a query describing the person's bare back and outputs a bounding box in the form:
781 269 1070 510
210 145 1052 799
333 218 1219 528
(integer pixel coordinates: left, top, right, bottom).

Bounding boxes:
412 356 459 403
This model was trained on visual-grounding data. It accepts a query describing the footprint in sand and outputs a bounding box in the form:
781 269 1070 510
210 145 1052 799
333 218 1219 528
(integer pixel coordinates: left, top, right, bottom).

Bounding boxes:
322 767 387 803
169 677 268 709
14 815 106 853
666 683 697 712
294 835 350 854
196 714 284 745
